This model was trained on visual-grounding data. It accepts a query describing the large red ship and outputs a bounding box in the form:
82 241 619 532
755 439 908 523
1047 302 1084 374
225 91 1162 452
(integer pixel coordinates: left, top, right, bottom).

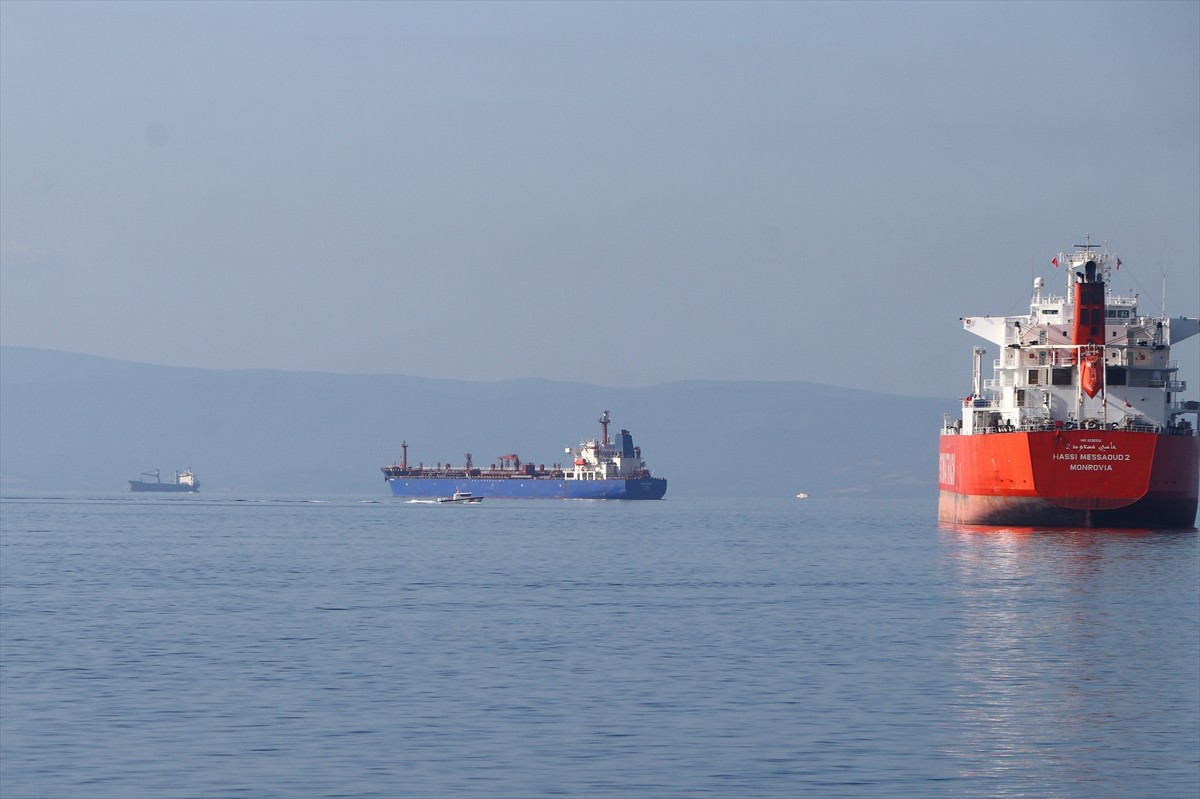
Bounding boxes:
938 239 1199 528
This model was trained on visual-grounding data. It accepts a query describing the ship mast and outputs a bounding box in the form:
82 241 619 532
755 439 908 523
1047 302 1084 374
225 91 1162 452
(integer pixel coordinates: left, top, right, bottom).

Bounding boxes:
599 410 611 446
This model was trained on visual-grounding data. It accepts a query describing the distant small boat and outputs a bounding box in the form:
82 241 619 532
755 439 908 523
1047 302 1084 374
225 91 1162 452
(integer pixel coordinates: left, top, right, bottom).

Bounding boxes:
437 490 482 504
130 468 199 493
795 492 809 499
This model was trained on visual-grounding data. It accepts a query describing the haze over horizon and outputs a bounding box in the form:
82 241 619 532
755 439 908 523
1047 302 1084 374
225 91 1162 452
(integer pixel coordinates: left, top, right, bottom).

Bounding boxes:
2 1 1198 398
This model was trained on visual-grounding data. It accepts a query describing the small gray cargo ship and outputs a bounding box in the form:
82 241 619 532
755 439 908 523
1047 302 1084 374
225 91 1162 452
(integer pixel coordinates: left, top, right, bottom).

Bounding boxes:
129 468 199 493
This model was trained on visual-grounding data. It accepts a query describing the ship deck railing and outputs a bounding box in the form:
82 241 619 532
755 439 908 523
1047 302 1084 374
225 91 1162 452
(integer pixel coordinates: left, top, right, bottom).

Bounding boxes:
991 350 1178 372
942 420 1194 436
383 468 567 479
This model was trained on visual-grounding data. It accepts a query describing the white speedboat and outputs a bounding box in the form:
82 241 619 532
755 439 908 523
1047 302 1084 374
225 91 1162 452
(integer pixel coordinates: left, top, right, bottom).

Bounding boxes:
436 491 482 504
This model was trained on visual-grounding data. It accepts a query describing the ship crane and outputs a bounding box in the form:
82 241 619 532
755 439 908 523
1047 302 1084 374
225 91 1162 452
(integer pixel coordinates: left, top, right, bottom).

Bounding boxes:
498 453 521 470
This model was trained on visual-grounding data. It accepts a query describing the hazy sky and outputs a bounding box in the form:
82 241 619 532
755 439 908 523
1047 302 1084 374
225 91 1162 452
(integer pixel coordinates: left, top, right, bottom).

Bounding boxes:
2 0 1197 398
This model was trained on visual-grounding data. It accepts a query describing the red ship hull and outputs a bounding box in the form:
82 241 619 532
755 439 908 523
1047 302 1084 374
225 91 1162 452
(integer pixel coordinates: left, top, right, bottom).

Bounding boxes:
938 430 1199 528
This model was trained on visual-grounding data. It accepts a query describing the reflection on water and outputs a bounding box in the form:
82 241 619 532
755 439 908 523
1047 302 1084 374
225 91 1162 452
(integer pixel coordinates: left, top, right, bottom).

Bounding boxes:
939 526 1199 797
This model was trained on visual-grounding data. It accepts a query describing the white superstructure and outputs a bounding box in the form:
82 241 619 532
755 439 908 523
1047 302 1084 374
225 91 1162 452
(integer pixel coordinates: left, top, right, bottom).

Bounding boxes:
564 410 654 483
945 242 1199 437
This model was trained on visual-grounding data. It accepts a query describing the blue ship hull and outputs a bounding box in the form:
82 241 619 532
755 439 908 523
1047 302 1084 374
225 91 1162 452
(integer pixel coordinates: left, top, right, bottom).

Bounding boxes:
386 475 667 500
129 481 199 493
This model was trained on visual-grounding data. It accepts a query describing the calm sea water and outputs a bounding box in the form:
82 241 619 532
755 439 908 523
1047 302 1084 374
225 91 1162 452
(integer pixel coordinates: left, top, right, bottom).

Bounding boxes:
1 493 1197 799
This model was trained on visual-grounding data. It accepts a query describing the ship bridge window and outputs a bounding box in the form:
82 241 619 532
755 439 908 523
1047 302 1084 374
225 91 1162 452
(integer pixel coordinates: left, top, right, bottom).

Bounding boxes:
1041 309 1059 315
1051 368 1073 386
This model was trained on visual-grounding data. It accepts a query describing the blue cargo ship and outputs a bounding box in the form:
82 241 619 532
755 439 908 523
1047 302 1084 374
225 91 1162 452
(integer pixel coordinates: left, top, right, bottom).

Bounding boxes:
382 411 667 500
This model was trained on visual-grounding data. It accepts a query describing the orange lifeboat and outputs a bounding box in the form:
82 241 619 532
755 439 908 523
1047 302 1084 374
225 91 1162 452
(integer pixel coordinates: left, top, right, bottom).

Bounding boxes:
1080 350 1103 398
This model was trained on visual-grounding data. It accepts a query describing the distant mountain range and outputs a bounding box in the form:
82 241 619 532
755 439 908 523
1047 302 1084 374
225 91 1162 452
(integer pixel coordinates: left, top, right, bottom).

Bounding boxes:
0 346 950 498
